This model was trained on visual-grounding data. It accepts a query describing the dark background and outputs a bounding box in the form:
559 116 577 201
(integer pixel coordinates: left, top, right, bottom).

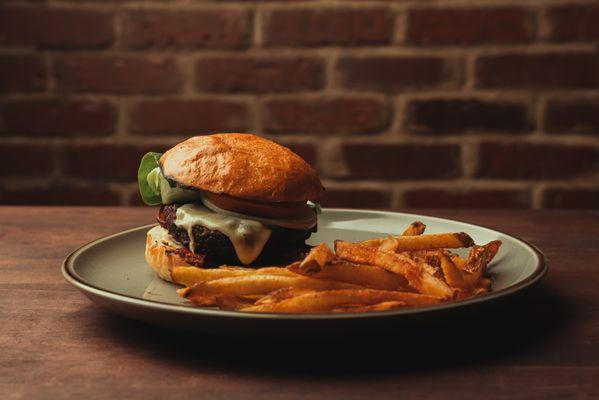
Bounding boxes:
1 0 598 209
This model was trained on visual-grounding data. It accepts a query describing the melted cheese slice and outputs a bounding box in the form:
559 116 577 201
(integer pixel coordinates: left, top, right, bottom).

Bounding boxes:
174 204 272 265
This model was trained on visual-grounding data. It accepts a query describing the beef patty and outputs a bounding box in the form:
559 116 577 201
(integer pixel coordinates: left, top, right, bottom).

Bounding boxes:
158 204 314 267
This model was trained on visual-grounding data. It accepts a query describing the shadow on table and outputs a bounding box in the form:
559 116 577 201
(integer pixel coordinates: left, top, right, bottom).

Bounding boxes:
93 284 575 378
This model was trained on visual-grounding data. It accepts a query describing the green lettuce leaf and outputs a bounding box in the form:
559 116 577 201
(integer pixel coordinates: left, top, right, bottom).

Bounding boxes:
137 152 163 205
307 201 322 215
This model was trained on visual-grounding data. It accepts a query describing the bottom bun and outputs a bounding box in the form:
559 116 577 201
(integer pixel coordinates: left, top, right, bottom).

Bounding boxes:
145 225 194 282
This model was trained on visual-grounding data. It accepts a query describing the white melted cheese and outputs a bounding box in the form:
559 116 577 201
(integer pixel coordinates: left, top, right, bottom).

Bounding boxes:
174 204 272 265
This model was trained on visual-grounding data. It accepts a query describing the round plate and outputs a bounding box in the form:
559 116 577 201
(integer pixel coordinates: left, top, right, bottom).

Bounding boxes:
62 209 547 335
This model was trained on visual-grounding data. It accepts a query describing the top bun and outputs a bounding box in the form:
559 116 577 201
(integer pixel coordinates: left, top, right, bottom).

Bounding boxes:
160 134 324 203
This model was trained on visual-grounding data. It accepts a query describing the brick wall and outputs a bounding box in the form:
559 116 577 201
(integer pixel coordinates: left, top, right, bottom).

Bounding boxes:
1 0 598 209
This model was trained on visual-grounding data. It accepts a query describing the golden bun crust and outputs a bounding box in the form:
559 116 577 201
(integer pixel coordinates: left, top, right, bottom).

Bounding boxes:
160 133 324 202
145 226 192 282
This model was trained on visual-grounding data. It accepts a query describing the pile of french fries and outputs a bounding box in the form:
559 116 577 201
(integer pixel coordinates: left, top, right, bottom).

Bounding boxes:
174 222 502 314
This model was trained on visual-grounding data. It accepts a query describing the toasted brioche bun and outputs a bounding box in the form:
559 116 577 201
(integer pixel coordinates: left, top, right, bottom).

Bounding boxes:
160 133 324 203
145 226 193 282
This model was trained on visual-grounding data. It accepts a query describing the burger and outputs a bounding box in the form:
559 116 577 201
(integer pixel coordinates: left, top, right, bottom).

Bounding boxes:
137 133 324 282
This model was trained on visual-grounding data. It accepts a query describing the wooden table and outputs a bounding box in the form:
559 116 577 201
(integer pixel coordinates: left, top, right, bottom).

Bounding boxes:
1 207 598 399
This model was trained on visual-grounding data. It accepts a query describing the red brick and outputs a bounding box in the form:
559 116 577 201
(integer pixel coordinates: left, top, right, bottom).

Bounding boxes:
545 99 599 135
63 143 171 182
342 143 461 180
407 7 533 46
321 188 392 209
337 56 458 92
542 189 599 209
0 6 113 49
0 144 54 178
475 52 599 89
264 8 393 47
403 188 530 209
476 142 599 180
1 100 116 136
281 143 318 169
0 185 121 206
55 56 182 94
549 4 599 42
122 9 251 49
195 57 324 93
0 55 45 93
129 100 250 135
263 98 389 135
405 99 533 135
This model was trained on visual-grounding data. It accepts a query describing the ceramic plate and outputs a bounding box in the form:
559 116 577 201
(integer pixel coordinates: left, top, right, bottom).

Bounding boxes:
62 209 547 335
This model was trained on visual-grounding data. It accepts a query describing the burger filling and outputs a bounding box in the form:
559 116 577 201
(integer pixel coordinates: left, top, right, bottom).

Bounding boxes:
158 204 314 267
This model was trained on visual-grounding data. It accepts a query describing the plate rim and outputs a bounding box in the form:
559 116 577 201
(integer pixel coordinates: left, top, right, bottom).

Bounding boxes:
62 208 548 320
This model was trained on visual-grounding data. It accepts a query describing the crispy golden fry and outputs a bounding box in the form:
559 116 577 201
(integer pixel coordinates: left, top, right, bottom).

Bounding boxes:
439 247 496 294
296 243 336 275
360 231 472 252
361 221 426 247
214 295 257 311
242 289 442 314
171 266 249 287
334 241 454 298
464 246 488 273
256 267 297 276
254 287 317 306
483 240 502 264
177 287 216 306
288 260 409 291
332 301 407 313
448 252 468 269
171 265 294 287
402 221 426 236
180 274 363 301
378 236 400 252
379 232 474 252
438 251 470 290
400 250 444 280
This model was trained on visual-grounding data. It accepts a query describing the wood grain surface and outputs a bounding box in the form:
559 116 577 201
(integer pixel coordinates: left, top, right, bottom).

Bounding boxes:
1 207 598 400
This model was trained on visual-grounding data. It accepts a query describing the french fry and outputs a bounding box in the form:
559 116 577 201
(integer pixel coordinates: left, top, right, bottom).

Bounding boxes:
171 265 295 287
483 240 502 264
332 301 407 313
378 236 400 252
171 266 250 287
448 252 468 269
439 249 492 293
334 241 455 298
177 287 216 306
242 289 442 314
180 274 363 300
295 243 336 275
378 232 474 253
289 260 410 291
402 221 426 236
464 246 488 274
438 251 469 290
359 231 472 252
361 221 427 247
254 287 317 306
214 295 257 311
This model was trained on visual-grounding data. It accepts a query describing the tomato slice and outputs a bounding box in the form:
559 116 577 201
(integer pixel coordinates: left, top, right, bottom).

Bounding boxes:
202 192 308 219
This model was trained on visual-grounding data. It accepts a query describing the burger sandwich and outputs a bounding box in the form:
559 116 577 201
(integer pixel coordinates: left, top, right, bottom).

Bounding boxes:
137 134 324 282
